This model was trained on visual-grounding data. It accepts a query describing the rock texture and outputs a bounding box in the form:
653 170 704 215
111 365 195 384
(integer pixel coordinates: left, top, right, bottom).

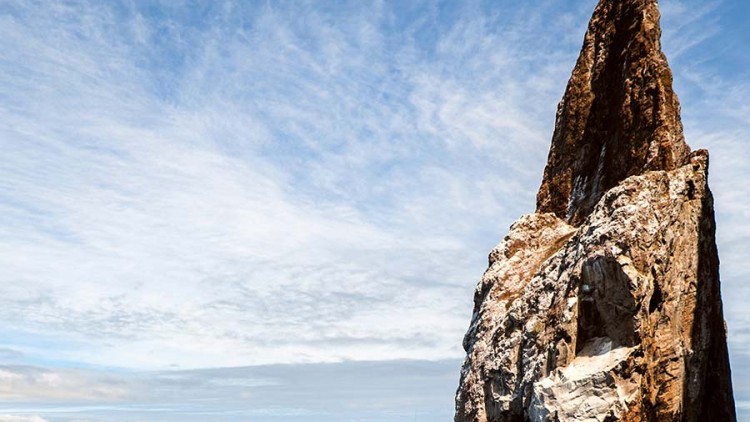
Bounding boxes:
455 1 736 421
536 0 690 227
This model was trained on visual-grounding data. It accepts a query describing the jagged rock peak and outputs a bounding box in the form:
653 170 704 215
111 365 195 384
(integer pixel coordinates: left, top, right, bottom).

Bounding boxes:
536 0 691 226
455 0 736 420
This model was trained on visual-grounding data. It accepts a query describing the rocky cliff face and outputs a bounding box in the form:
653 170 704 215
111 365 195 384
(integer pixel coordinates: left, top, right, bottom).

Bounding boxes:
455 1 736 421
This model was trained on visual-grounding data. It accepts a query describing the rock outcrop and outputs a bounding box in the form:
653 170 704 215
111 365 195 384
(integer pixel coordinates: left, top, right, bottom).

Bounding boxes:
535 0 690 227
455 1 736 421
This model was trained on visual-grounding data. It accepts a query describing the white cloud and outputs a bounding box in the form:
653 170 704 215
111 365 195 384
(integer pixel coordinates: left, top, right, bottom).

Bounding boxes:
0 416 49 422
0 360 457 420
0 367 131 401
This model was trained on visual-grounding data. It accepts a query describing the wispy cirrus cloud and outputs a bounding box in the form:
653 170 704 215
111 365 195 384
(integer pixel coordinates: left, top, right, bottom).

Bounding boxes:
0 0 596 370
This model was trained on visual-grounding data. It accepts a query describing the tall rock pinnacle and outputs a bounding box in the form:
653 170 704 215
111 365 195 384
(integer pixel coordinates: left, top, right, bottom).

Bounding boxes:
455 0 736 421
536 0 691 226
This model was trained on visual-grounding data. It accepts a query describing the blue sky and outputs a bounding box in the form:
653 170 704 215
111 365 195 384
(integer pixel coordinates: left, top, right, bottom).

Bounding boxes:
0 0 748 420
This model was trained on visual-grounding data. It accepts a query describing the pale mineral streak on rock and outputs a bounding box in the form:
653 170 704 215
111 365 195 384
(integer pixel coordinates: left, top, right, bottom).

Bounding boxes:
529 337 640 422
455 0 735 420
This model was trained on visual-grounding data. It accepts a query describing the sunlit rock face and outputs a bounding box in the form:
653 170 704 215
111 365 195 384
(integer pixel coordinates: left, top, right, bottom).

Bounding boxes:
454 0 736 421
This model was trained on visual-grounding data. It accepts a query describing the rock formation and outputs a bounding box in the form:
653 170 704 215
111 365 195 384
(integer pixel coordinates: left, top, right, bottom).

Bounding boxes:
455 1 736 421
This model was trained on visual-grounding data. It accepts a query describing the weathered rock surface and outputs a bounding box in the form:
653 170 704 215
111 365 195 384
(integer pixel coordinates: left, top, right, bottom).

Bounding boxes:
455 0 735 421
536 0 690 226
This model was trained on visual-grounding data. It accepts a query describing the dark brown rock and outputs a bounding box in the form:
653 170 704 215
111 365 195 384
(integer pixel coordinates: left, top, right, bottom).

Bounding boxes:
536 0 691 226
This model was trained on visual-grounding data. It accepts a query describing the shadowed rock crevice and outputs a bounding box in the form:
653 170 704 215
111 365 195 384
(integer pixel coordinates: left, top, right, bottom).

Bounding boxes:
575 255 637 354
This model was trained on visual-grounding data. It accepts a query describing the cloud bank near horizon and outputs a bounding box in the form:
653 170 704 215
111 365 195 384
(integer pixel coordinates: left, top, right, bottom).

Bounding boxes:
0 360 459 421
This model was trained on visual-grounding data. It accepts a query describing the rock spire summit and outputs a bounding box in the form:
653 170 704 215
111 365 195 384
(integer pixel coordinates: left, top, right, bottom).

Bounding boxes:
536 0 691 226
